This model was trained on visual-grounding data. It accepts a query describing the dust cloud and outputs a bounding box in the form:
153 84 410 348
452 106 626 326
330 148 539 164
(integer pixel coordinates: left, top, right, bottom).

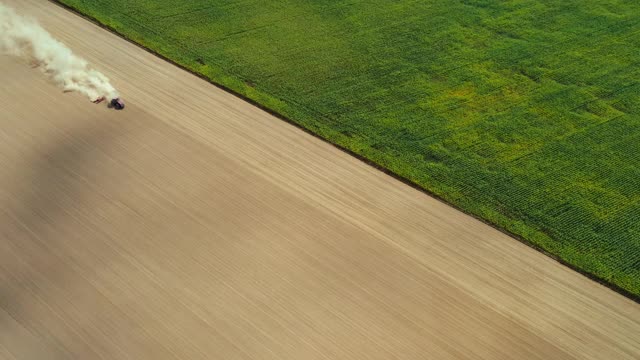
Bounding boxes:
0 3 118 101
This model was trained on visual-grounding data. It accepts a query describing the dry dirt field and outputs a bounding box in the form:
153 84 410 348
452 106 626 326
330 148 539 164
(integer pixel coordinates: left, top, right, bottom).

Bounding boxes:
0 1 638 359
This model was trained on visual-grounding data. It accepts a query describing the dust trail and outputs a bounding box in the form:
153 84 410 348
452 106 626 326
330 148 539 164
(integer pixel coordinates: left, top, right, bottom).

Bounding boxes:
0 3 118 101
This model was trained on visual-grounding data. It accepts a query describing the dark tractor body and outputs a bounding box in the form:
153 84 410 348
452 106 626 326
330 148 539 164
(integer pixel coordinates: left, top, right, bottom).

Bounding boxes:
110 98 125 110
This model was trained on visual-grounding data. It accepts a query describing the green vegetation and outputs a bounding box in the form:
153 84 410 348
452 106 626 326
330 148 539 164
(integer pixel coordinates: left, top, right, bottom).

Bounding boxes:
57 0 640 297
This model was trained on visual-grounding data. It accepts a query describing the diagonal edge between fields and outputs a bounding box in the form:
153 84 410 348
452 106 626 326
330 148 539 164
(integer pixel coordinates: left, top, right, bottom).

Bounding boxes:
47 0 640 304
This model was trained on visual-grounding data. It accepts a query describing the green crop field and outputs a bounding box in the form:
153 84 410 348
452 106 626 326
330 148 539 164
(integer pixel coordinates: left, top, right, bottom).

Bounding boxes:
55 0 640 297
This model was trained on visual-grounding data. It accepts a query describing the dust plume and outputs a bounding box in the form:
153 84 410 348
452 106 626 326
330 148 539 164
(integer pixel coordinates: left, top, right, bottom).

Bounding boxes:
0 3 118 101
